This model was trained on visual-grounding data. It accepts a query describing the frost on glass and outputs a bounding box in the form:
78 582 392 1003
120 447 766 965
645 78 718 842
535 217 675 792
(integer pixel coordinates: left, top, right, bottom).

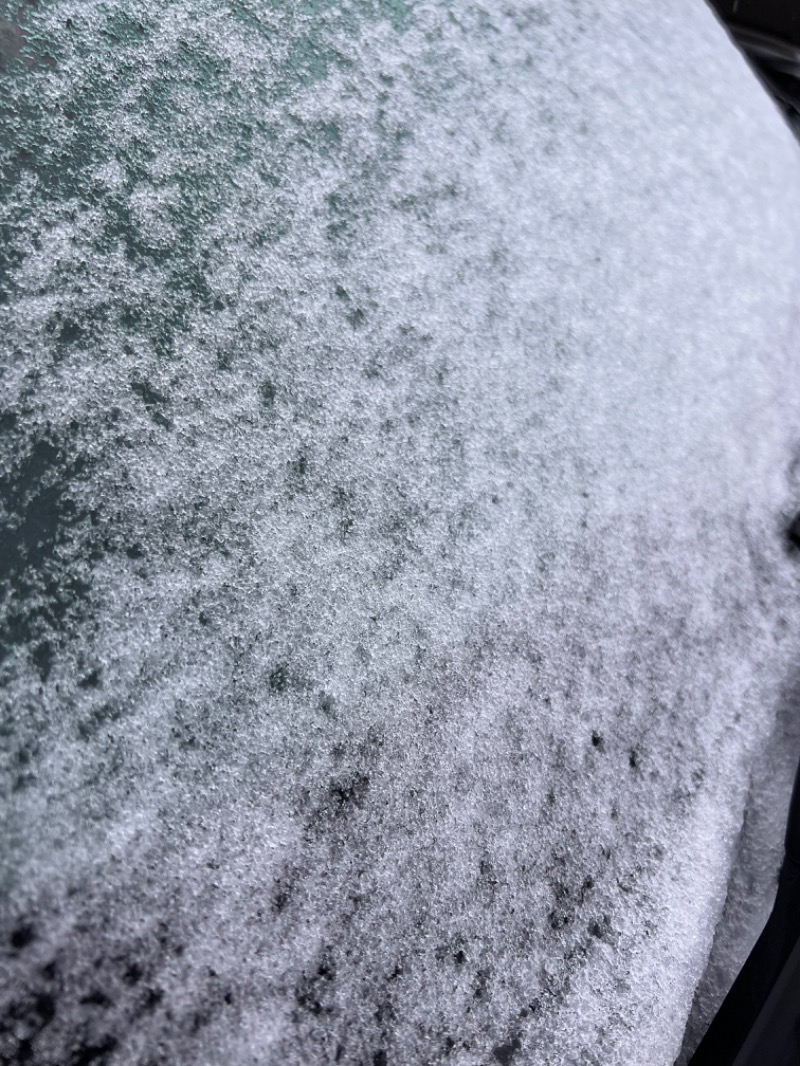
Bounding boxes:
2 1 800 1064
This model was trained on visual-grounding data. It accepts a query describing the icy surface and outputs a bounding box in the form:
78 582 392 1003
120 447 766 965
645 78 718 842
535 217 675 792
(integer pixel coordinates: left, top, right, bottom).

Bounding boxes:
2 1 800 1063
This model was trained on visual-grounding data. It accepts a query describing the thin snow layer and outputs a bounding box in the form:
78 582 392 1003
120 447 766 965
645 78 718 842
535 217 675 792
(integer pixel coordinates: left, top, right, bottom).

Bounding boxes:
677 667 800 1062
2 1 800 1063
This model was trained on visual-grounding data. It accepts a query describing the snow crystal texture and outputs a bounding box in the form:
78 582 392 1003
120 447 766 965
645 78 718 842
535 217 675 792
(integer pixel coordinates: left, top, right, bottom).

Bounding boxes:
2 1 800 1064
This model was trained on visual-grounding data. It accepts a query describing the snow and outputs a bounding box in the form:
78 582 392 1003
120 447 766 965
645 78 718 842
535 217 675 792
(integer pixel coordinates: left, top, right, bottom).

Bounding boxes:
2 0 800 1063
677 669 800 1062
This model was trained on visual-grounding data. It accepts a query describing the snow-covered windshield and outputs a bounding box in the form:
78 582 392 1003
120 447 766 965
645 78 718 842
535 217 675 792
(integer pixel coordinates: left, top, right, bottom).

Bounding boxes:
2 2 800 1064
